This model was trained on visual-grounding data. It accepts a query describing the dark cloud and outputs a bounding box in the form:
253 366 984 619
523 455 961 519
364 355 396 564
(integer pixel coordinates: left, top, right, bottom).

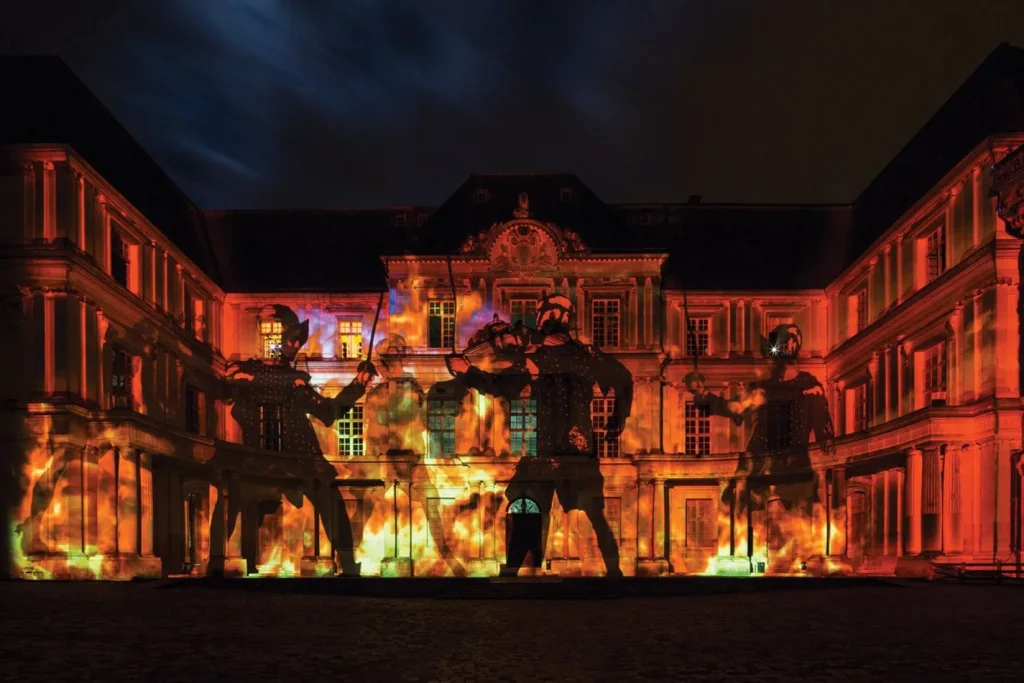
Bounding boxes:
3 0 1024 208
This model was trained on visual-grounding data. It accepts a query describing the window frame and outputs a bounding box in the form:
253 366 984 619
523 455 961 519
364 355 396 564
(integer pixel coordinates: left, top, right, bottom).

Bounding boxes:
259 403 284 451
509 395 538 457
427 398 458 457
110 347 134 410
685 498 717 549
509 298 539 330
428 299 456 350
685 317 711 357
259 319 284 360
185 384 203 436
924 341 947 395
591 394 619 458
684 400 711 455
591 298 621 349
336 402 365 456
337 317 364 360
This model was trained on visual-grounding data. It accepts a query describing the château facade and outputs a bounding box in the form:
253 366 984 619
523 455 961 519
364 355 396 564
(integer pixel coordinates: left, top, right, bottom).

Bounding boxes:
3 46 1024 580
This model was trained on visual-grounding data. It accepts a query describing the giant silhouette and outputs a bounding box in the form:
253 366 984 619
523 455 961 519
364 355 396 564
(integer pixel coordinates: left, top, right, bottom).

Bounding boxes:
688 323 834 564
214 305 375 575
445 294 633 577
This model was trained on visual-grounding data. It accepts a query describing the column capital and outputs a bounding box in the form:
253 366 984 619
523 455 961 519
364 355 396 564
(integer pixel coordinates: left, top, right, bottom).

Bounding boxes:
882 242 893 255
868 255 880 269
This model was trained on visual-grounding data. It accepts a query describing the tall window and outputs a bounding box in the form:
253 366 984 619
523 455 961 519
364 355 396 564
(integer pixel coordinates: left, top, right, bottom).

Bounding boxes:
926 226 946 282
685 498 716 549
110 348 133 409
260 320 283 359
260 404 284 451
856 289 868 333
337 403 365 456
428 300 456 349
684 401 711 455
183 289 198 338
510 299 538 329
338 319 363 359
686 318 710 356
591 395 619 458
111 229 130 289
591 299 620 348
766 401 794 449
427 399 457 457
509 396 538 457
605 497 621 543
185 385 203 435
853 384 868 433
924 342 947 395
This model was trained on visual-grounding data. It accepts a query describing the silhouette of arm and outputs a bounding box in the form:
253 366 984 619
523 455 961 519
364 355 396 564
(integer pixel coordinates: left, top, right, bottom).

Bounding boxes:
448 355 530 401
596 353 633 435
299 377 366 426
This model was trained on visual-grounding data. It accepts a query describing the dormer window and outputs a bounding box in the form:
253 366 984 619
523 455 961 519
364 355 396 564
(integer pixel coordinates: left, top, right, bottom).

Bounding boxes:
639 212 652 226
416 212 429 227
560 187 574 203
394 212 407 227
475 189 490 204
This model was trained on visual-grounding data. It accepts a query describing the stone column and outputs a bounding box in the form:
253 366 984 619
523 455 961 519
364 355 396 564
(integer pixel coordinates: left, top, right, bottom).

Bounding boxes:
972 165 983 248
867 255 879 323
723 300 732 357
636 479 653 559
905 448 923 555
737 300 748 354
653 479 666 559
895 467 905 556
882 243 892 312
644 277 654 349
948 303 963 405
994 279 1020 398
971 288 984 400
718 479 734 555
882 345 892 422
629 283 639 349
869 351 880 428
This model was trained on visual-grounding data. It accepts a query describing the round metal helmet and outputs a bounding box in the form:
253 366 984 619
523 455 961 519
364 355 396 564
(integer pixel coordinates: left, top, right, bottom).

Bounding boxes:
764 323 802 359
536 293 575 332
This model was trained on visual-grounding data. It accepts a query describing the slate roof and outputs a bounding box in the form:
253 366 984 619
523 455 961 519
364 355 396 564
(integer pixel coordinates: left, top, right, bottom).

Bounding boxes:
0 56 221 283
204 209 430 292
849 43 1024 264
5 45 1024 294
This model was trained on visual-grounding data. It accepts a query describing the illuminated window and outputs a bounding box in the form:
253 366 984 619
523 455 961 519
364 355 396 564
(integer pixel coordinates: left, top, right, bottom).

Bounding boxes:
685 498 716 549
926 226 946 282
428 300 456 349
427 399 457 457
185 385 203 435
337 403 365 456
766 401 794 449
110 347 133 409
509 396 538 457
510 298 538 329
924 342 947 395
338 319 363 359
111 229 130 289
684 401 711 455
853 384 868 433
591 299 620 348
260 404 284 451
686 317 710 356
260 320 283 359
591 395 619 458
856 289 868 333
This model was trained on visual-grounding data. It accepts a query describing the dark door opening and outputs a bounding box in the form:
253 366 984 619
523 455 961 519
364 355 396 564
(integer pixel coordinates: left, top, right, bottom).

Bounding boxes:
506 497 543 571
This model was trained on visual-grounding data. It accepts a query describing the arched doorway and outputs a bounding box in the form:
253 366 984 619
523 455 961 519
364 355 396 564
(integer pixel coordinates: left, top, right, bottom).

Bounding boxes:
506 497 543 570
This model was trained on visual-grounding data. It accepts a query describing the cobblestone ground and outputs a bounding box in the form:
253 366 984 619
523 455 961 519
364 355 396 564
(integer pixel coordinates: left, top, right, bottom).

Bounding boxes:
1 581 1021 682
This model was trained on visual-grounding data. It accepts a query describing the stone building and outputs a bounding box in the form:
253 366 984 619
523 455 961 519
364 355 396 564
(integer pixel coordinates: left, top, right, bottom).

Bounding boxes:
3 45 1024 580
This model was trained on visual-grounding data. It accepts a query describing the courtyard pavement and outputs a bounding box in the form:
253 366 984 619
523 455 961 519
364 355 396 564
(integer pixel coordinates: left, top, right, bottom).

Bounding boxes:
1 579 1021 681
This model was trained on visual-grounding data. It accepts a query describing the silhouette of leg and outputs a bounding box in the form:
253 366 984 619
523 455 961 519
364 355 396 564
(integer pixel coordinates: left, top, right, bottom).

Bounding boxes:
325 487 360 576
585 505 622 578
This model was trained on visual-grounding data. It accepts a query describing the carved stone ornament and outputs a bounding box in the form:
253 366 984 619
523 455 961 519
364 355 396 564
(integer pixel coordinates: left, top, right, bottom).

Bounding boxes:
992 144 1024 239
490 223 558 274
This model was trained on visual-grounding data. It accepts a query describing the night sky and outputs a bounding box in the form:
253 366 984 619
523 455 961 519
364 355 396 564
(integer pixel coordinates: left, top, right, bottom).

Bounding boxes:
3 0 1024 209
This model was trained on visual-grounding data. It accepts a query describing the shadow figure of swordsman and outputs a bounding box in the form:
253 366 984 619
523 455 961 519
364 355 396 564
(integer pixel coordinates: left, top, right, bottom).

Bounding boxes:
445 294 632 578
215 305 375 575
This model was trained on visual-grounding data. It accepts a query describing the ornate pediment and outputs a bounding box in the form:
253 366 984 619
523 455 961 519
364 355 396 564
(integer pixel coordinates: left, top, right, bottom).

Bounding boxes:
457 190 589 263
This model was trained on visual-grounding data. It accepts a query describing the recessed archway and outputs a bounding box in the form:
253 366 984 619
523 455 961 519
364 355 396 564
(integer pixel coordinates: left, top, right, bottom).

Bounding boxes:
506 497 543 570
